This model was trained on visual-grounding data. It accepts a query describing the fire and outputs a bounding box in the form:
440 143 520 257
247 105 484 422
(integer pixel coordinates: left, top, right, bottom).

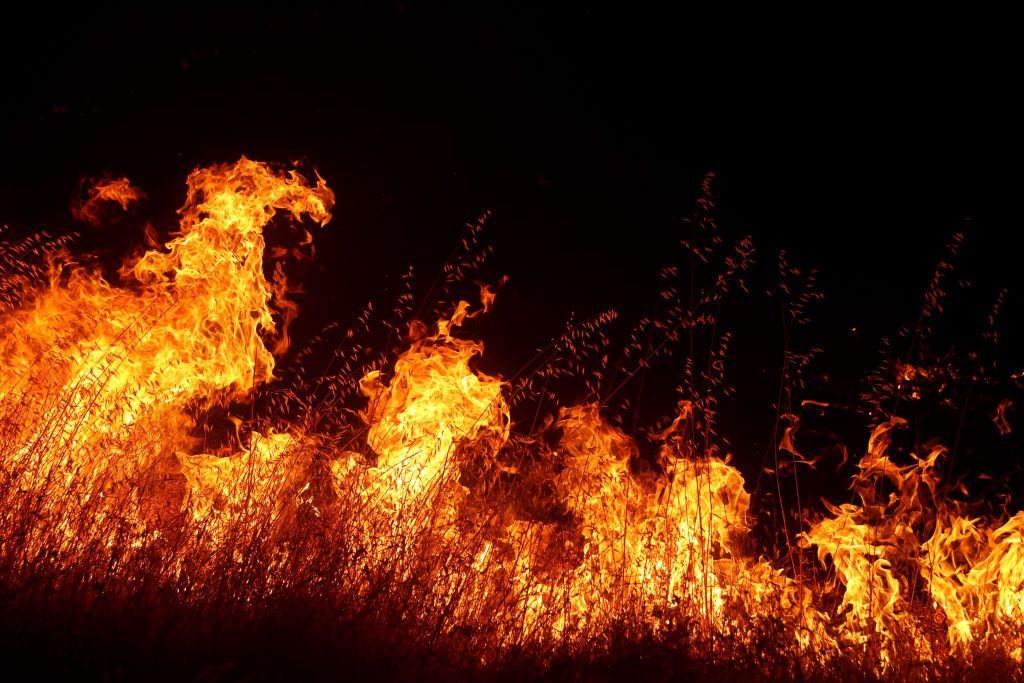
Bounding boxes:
0 157 332 518
544 403 750 624
922 510 1024 651
802 420 916 657
71 175 146 225
805 417 1024 664
181 429 320 539
1 156 1021 677
359 299 509 523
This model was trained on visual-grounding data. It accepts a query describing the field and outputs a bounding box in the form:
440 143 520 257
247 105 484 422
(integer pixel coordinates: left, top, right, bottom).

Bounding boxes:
1 159 1021 681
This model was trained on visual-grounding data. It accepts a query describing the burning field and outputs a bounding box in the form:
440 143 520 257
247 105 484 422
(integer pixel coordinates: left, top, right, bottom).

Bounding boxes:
0 157 1020 681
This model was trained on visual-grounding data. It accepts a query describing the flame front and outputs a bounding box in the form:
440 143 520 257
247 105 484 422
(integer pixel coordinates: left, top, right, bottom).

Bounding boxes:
1 157 1021 677
804 418 1024 665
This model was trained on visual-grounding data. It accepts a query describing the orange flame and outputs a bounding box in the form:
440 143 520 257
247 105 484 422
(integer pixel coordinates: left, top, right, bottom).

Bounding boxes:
71 175 146 225
360 299 509 520
1 157 332 502
805 417 1024 665
3 157 1021 674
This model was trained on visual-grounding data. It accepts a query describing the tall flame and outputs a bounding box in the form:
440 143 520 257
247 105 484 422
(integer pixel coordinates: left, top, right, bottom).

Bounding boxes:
0 157 333 499
360 300 509 519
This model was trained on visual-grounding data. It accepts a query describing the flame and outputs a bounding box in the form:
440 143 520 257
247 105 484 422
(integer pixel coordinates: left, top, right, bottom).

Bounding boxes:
549 403 645 617
181 429 319 540
922 510 1024 651
0 157 333 504
804 417 1024 665
802 420 930 660
551 400 749 623
504 403 806 640
3 156 1021 674
360 299 509 520
71 175 146 225
994 399 1013 436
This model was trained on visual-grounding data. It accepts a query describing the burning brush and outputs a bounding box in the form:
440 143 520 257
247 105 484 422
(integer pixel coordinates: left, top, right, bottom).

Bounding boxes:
0 158 1021 680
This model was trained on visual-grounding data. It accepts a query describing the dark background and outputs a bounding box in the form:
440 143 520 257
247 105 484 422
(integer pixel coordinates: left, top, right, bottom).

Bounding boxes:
2 4 1021 502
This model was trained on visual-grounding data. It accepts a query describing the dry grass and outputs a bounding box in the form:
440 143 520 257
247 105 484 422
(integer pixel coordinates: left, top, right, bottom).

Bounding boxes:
1 175 1021 682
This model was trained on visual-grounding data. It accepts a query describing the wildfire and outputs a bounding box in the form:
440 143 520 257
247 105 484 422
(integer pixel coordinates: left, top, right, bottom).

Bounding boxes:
1 157 1021 678
0 157 332 536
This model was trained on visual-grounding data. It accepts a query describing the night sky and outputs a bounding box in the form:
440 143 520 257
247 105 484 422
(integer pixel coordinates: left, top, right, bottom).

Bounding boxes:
2 5 1021 498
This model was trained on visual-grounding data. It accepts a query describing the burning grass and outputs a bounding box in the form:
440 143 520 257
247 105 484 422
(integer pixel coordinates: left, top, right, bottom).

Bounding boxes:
0 159 1022 681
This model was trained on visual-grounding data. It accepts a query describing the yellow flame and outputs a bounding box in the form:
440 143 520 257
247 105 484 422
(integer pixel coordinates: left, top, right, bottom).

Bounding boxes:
0 157 332 501
805 417 1024 665
360 300 509 518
